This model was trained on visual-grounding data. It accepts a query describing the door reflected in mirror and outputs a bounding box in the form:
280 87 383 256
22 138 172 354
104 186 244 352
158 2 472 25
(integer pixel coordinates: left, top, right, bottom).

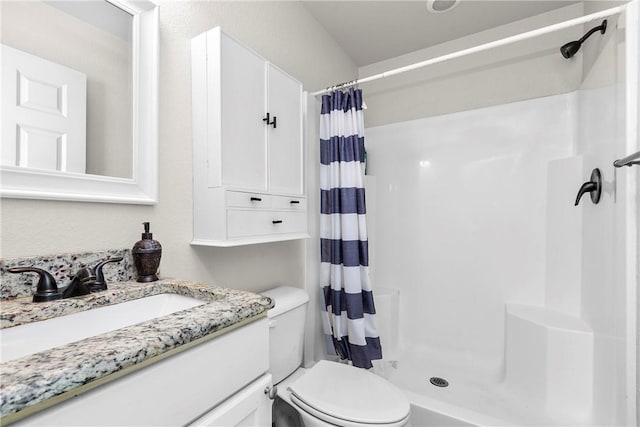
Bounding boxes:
1 0 133 179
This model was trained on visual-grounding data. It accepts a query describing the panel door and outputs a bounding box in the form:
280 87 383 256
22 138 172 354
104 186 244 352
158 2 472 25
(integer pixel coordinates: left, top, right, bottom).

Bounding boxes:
267 64 303 195
188 375 273 427
218 32 267 191
1 44 86 173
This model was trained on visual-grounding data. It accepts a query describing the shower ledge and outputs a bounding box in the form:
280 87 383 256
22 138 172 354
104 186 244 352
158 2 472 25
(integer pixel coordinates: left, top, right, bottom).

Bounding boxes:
505 303 592 332
504 303 593 425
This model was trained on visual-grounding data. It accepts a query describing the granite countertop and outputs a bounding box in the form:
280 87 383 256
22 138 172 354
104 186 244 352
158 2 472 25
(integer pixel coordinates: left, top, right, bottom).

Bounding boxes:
0 279 274 420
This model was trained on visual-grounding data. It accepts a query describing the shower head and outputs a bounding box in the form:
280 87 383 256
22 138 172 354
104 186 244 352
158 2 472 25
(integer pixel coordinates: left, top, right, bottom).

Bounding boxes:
560 19 607 59
560 41 582 59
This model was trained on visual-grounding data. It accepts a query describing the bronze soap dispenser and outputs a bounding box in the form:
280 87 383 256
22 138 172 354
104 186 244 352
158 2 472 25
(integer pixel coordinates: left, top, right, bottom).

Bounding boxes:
132 222 162 282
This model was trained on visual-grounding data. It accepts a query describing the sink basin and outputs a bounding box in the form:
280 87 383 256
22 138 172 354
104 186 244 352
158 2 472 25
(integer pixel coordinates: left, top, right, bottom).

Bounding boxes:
0 294 207 363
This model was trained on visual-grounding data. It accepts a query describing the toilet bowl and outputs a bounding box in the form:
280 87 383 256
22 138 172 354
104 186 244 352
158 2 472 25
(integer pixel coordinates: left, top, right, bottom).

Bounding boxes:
262 286 411 427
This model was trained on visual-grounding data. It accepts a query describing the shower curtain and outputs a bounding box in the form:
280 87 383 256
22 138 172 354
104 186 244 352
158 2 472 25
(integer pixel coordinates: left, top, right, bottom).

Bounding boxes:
319 88 382 369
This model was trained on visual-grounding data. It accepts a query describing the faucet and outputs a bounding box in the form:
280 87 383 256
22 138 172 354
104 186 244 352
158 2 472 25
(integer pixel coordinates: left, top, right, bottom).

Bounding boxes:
61 267 94 298
7 267 92 301
65 256 124 294
6 257 124 302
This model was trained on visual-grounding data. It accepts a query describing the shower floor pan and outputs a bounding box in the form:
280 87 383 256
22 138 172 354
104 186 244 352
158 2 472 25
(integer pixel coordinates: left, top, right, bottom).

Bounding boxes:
381 347 597 427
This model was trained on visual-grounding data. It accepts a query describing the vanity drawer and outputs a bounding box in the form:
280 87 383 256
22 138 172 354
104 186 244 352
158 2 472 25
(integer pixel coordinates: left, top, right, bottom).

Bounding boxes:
226 191 273 209
272 195 306 211
227 210 306 238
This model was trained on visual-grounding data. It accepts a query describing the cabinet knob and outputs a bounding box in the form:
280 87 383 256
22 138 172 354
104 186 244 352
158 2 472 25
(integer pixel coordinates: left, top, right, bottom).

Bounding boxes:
250 197 262 202
290 200 300 204
272 220 283 224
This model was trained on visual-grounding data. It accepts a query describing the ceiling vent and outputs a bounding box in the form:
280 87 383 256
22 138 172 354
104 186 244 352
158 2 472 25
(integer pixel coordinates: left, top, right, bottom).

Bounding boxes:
426 0 460 13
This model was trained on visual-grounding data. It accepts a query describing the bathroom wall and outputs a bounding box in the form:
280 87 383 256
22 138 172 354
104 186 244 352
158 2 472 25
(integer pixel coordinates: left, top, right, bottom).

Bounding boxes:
629 3 640 423
358 4 585 128
365 93 575 375
303 0 589 367
0 1 358 293
575 7 630 424
304 1 625 369
357 1 636 424
337 3 588 371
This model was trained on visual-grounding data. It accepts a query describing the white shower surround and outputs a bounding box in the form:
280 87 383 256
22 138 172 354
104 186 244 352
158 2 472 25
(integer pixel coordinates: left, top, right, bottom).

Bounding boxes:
367 92 575 370
365 84 632 426
303 3 638 426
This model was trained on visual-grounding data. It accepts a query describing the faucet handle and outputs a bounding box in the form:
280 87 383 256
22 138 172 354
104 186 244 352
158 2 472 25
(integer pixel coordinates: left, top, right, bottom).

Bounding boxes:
7 267 62 302
89 257 124 291
574 168 602 206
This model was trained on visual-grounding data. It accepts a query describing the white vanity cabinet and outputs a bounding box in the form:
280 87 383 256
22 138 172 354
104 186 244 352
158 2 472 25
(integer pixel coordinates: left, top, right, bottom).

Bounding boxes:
191 27 307 247
11 318 272 427
189 374 272 427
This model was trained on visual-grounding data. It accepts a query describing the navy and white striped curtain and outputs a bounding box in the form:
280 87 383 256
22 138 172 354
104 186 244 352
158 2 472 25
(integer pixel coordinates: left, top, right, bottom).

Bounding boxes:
319 88 382 369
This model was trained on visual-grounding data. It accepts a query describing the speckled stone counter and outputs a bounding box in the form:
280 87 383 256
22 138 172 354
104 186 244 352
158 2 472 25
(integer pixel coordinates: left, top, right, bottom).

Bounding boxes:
0 249 135 300
0 279 274 420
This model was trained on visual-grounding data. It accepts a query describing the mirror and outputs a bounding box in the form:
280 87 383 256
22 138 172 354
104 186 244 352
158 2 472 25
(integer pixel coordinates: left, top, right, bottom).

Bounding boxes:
0 0 158 204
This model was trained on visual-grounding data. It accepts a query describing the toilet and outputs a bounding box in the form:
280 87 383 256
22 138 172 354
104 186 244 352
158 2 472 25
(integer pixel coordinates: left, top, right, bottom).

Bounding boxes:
262 286 411 427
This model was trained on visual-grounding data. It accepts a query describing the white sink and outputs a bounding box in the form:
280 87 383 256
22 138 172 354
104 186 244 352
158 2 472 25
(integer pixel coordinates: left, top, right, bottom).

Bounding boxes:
0 294 207 363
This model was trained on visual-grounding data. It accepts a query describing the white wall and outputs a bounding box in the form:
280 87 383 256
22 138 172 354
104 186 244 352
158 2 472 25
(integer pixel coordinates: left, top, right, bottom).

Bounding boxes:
349 1 588 376
358 4 585 127
0 1 357 295
576 4 634 424
301 0 592 370
360 1 636 424
366 93 575 376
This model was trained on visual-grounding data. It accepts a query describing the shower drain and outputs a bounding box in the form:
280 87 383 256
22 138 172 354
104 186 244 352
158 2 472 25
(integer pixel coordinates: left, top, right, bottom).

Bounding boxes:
429 377 449 388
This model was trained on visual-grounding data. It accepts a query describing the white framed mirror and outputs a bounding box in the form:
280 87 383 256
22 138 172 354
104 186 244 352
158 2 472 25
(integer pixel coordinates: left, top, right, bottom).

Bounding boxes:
0 0 158 204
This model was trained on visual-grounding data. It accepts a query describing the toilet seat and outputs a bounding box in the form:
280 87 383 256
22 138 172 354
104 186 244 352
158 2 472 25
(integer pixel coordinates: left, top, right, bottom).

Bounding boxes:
288 361 410 427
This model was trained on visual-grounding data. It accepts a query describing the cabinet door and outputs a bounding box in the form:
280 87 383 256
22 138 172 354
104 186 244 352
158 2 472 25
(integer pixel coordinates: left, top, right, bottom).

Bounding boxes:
219 32 267 191
267 64 303 195
189 374 273 427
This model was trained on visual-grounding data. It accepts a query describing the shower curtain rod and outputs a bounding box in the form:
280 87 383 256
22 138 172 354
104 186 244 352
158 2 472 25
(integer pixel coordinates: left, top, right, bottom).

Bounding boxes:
311 4 627 96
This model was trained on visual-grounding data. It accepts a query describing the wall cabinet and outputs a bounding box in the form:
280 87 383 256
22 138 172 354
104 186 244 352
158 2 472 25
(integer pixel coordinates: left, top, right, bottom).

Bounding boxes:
191 27 307 246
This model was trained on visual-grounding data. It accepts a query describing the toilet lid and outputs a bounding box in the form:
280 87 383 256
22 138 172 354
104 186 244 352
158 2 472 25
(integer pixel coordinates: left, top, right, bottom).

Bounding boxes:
288 360 410 425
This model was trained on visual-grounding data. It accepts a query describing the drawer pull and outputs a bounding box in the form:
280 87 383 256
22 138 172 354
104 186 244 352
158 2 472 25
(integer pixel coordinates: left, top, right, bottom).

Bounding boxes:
272 220 283 224
290 200 300 204
250 197 262 202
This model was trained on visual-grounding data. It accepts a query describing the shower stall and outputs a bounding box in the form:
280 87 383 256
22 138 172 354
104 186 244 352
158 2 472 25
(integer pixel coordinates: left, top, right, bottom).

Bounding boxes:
306 2 637 426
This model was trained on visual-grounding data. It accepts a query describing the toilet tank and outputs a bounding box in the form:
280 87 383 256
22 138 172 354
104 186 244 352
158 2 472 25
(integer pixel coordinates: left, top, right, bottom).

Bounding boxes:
261 286 309 384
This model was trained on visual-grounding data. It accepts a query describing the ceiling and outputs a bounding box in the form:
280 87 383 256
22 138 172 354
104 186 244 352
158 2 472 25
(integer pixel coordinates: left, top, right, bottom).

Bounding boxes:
302 1 581 66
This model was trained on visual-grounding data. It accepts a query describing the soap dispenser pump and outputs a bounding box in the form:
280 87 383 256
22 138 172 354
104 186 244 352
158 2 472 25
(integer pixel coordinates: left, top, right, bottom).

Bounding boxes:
132 222 162 282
